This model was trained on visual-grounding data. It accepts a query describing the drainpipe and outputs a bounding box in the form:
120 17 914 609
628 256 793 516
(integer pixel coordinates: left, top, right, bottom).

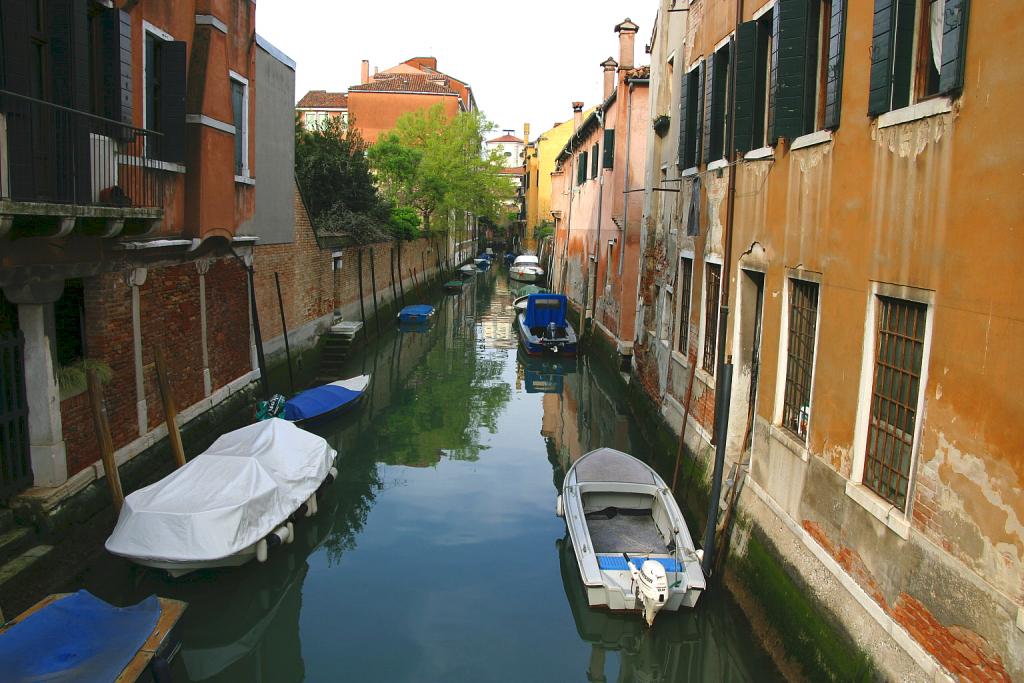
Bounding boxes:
701 0 744 577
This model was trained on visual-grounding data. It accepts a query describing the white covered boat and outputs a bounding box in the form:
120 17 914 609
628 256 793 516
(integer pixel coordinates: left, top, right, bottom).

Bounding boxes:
557 448 706 625
106 418 337 576
510 254 544 283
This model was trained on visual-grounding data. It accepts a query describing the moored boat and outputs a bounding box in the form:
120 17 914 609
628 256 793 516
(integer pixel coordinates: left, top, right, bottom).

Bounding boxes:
557 448 706 625
516 293 577 356
283 375 370 426
105 419 337 577
397 304 436 323
510 254 544 282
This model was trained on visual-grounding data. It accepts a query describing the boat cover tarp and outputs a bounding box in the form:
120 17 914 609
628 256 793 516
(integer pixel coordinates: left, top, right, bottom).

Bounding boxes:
284 384 362 421
0 591 159 683
106 419 335 562
398 305 434 321
597 555 682 572
524 294 568 329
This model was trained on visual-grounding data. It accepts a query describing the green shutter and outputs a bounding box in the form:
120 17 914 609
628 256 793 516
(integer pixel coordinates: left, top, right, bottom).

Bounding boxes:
157 41 188 164
939 0 969 94
709 42 731 160
701 52 715 164
603 129 615 168
591 143 599 178
890 0 916 110
734 22 758 154
694 60 706 166
773 0 814 140
823 0 847 130
868 0 896 115
768 6 780 141
677 68 690 168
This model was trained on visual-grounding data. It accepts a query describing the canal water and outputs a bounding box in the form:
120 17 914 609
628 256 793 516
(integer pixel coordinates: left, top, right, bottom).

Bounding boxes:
69 268 782 682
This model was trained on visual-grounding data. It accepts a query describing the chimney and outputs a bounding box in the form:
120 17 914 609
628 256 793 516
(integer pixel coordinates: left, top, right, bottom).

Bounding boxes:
615 18 639 72
360 60 369 84
523 123 530 143
572 102 584 131
601 57 618 100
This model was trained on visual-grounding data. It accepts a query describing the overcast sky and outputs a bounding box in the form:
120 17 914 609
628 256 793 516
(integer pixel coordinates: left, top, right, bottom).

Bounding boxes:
256 0 658 141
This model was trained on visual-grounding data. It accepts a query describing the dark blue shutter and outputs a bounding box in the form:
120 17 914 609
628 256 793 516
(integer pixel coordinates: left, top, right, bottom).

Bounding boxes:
734 22 758 154
590 142 598 178
773 0 814 140
99 9 133 125
890 0 916 111
868 0 897 116
603 128 615 168
158 41 186 164
677 67 689 168
701 52 715 165
768 6 781 141
694 60 705 166
823 0 847 130
938 0 969 94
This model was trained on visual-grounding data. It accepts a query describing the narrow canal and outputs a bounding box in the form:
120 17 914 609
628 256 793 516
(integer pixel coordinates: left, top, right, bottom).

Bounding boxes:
68 268 782 682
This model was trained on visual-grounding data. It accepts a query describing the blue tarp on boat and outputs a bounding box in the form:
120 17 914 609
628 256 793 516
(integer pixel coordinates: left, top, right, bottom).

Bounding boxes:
284 384 362 421
524 294 568 329
0 591 160 683
596 555 683 572
397 305 435 322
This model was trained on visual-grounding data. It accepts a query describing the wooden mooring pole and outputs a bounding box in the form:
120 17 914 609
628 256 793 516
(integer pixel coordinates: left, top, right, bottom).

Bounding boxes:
154 347 187 469
369 247 381 334
357 248 367 329
87 369 123 512
274 272 295 395
670 354 699 493
397 241 406 305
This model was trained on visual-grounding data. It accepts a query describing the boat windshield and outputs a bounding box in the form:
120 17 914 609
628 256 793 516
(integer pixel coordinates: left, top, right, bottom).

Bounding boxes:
513 255 539 266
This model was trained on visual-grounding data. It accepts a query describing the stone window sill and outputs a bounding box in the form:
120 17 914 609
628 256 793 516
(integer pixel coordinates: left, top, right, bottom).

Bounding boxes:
844 481 911 539
790 129 833 151
681 166 699 178
234 175 255 186
744 146 774 161
695 365 716 390
707 158 729 171
877 97 953 129
768 423 809 462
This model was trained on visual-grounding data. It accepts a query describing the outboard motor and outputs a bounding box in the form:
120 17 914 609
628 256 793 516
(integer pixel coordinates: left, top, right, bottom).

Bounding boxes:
624 553 670 626
546 321 557 339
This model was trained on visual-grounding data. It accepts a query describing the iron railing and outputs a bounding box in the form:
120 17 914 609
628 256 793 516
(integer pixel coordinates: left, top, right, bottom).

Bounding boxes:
0 89 165 209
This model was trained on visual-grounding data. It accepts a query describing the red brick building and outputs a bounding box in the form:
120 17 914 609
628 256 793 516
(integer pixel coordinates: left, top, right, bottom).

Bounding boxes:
0 0 262 513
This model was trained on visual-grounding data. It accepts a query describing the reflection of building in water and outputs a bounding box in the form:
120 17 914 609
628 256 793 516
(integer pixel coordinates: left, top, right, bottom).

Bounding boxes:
558 536 759 683
477 272 517 349
542 358 633 475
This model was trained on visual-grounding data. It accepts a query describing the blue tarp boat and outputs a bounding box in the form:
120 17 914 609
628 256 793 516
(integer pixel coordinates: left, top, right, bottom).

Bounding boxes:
284 375 370 425
397 304 435 323
0 591 184 683
517 293 577 356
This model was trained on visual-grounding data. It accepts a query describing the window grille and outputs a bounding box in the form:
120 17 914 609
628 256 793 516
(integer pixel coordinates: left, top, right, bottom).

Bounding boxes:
677 258 693 354
702 263 721 373
782 279 818 439
864 296 927 509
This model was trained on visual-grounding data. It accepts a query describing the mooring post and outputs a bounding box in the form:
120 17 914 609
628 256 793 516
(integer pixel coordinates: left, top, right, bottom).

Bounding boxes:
153 347 186 469
357 248 367 331
397 240 406 305
369 246 381 334
701 361 733 576
274 272 295 395
87 369 123 512
671 355 698 493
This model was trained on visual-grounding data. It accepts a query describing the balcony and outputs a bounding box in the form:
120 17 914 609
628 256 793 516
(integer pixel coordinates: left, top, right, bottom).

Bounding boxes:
0 89 166 240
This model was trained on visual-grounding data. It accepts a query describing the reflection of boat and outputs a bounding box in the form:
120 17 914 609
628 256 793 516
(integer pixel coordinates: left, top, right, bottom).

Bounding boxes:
510 254 544 282
459 263 477 276
474 257 491 270
106 419 337 577
517 293 577 356
444 279 466 293
557 448 705 625
518 348 576 394
284 375 370 425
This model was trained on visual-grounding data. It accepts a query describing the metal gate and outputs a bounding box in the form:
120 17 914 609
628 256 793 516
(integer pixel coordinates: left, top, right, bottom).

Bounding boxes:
0 332 32 500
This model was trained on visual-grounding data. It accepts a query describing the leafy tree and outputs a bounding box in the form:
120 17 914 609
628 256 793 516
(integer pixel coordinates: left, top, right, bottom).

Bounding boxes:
389 205 422 240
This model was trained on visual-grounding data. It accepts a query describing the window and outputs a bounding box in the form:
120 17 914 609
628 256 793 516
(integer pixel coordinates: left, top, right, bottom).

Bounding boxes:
54 279 85 368
576 150 588 186
304 111 329 131
143 22 185 162
702 263 722 373
704 40 732 163
602 129 615 168
782 279 819 439
591 143 599 178
676 257 694 354
863 296 927 509
230 72 249 177
677 62 704 169
869 0 969 116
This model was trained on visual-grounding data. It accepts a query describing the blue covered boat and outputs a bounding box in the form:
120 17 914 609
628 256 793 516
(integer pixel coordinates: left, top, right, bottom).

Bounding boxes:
284 375 370 425
397 304 435 323
517 293 578 356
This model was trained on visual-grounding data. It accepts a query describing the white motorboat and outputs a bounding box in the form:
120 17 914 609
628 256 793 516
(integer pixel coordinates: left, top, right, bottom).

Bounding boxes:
557 448 706 625
459 263 477 275
105 418 337 577
510 254 544 283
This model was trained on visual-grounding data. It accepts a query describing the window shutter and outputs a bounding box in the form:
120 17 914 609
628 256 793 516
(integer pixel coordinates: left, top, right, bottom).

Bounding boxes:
890 0 916 111
591 143 599 178
99 9 133 124
603 129 615 168
773 0 814 140
938 0 969 94
677 69 689 168
695 60 705 166
734 22 758 154
0 0 33 198
823 0 847 130
701 52 715 165
868 0 897 116
710 41 732 160
768 7 780 141
157 41 187 163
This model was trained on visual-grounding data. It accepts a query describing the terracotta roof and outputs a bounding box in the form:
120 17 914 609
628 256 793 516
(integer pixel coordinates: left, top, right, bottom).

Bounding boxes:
624 65 651 79
488 134 523 144
349 73 458 96
297 90 348 108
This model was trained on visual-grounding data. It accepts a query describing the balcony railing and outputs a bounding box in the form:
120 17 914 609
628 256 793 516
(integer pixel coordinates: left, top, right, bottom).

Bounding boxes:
0 89 166 210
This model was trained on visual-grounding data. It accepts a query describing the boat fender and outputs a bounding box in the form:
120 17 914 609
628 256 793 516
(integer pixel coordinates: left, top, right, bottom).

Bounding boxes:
695 549 704 563
327 466 338 484
308 494 318 516
286 521 295 544
256 539 268 563
264 524 291 554
556 495 564 518
289 503 308 522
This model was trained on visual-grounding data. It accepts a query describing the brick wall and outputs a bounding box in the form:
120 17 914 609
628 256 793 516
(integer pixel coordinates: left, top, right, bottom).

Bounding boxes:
333 237 445 323
204 259 251 390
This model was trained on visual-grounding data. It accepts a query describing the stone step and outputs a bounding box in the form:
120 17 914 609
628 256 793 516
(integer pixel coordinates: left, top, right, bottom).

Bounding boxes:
0 545 52 589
